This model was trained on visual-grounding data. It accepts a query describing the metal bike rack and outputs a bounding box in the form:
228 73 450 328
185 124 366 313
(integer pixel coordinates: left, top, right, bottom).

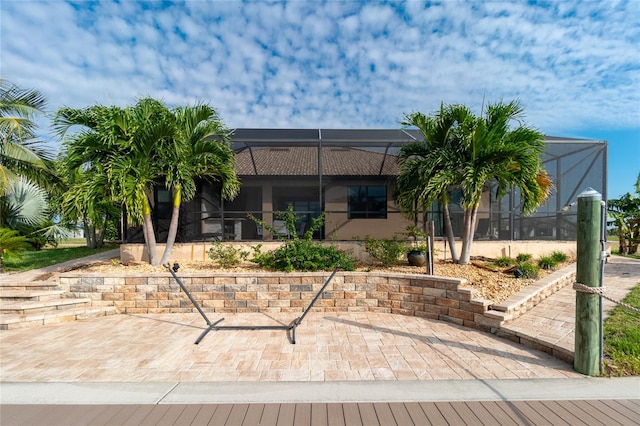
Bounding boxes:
165 263 340 345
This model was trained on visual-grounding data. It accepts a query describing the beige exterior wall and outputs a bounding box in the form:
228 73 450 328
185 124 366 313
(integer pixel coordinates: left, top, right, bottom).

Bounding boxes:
121 240 579 264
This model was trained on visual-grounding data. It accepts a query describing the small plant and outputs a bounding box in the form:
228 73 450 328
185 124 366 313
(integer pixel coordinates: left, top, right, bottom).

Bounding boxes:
494 256 513 267
515 261 540 279
248 206 355 272
537 255 559 270
405 225 428 253
516 253 533 262
208 241 249 268
362 235 406 267
551 251 568 263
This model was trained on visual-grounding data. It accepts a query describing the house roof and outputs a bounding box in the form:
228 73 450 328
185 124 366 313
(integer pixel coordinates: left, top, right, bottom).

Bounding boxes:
231 128 420 177
234 146 400 176
229 128 605 177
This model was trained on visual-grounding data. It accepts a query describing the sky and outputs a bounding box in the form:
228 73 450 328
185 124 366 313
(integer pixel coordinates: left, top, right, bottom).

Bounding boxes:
1 0 639 199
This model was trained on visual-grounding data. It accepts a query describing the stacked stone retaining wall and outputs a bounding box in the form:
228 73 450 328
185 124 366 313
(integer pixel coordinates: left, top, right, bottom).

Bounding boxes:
59 266 576 337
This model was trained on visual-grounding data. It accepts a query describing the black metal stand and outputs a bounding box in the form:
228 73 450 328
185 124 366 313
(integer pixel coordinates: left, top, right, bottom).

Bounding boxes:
165 263 340 345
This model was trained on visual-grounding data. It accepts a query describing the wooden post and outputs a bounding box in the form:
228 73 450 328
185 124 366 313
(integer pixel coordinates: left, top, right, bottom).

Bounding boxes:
574 188 602 376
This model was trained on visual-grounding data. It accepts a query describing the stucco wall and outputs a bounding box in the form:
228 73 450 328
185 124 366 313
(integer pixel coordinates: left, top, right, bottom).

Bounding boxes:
120 240 578 263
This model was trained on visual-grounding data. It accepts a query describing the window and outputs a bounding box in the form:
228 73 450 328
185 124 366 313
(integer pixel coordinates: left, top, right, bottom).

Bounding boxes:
348 186 387 219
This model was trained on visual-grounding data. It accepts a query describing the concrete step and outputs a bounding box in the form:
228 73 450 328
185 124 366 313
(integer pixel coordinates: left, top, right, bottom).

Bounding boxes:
0 306 118 330
0 281 60 291
0 298 92 314
0 290 65 301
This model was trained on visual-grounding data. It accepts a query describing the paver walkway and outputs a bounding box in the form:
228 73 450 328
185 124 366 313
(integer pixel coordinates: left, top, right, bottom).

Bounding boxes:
503 255 640 358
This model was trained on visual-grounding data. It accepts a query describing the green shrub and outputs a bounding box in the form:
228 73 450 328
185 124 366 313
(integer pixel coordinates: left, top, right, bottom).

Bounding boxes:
551 251 569 263
516 253 532 262
208 241 249 268
494 256 513 267
248 205 356 272
250 239 355 272
362 235 406 267
537 255 559 270
515 262 540 279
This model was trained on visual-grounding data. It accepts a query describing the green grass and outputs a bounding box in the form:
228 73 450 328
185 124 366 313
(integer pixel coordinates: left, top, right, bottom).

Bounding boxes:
3 244 118 272
603 283 640 376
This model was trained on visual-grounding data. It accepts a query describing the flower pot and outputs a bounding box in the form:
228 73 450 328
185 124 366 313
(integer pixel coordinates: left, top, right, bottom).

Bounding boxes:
407 250 427 267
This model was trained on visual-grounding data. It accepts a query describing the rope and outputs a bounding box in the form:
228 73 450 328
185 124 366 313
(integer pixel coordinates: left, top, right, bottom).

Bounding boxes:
573 282 640 314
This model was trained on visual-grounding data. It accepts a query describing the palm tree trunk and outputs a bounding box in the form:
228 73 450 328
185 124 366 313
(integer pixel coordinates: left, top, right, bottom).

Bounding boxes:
141 196 158 265
459 206 479 265
160 188 181 265
442 203 459 263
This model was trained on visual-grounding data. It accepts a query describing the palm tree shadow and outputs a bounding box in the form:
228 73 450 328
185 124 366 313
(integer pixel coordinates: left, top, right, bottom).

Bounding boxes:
323 315 570 369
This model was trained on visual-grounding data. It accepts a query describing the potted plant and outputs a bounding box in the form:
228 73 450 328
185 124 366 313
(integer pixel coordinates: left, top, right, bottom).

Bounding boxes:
405 225 428 267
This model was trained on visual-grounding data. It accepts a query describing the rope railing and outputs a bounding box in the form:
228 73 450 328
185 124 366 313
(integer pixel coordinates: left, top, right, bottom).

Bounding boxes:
573 282 640 315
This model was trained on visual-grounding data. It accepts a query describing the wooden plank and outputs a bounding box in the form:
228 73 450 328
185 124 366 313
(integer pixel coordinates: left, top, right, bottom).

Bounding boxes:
1 404 56 426
259 403 281 426
310 403 328 426
539 401 588 425
477 401 521 426
388 402 413 426
599 399 640 425
276 403 295 426
464 401 506 426
225 403 250 425
119 404 157 426
567 399 624 425
102 404 152 426
138 404 172 426
448 402 483 425
293 402 312 426
208 403 233 425
418 402 448 426
433 402 465 425
86 404 128 425
373 402 397 426
508 401 554 425
242 403 265 426
155 404 189 426
72 405 120 426
326 403 345 426
526 400 570 425
342 403 362 426
173 405 204 425
357 403 380 426
190 404 219 425
403 402 430 425
25 404 79 426
493 401 535 425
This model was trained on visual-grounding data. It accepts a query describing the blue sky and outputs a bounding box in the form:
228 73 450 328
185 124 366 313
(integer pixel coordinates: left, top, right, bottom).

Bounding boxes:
1 0 638 199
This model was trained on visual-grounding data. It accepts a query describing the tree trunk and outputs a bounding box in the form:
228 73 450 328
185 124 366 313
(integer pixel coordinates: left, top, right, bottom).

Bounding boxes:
160 188 181 265
141 196 158 265
442 203 459 262
459 206 478 265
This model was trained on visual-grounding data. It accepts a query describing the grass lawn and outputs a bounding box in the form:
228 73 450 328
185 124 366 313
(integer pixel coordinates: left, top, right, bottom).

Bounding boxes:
603 283 640 376
3 244 118 272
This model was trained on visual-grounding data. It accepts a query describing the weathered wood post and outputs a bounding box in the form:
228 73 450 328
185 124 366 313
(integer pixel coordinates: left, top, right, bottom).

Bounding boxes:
574 187 602 376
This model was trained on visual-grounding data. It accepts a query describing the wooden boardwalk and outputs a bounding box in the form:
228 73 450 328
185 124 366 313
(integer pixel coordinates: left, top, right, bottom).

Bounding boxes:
2 399 639 425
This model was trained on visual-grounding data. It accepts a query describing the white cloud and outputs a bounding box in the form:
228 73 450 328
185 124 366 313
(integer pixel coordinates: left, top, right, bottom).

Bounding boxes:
1 0 638 135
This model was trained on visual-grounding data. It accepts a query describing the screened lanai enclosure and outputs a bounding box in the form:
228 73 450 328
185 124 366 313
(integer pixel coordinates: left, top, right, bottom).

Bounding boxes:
123 129 607 244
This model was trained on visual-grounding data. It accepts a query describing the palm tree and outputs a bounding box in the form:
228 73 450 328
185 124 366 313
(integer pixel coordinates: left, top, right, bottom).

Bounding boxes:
0 228 31 273
55 98 239 265
54 99 171 262
0 79 55 195
397 103 475 262
398 100 551 265
456 100 551 264
158 104 239 265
